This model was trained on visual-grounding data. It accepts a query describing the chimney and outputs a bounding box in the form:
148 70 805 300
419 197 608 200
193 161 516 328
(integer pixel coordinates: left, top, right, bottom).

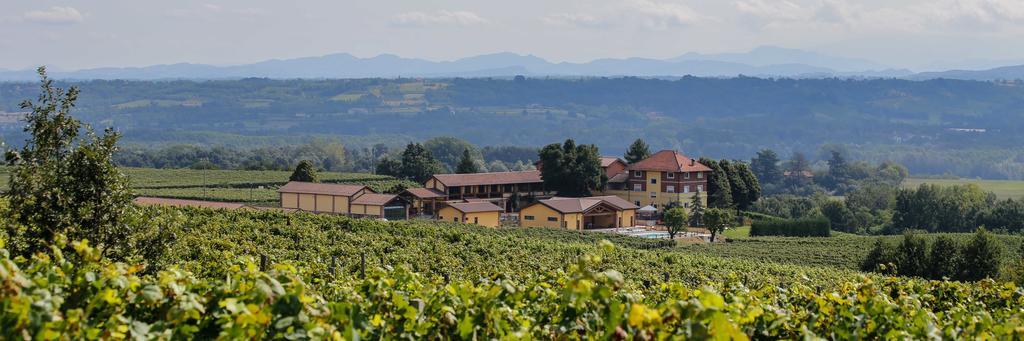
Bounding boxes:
690 159 695 166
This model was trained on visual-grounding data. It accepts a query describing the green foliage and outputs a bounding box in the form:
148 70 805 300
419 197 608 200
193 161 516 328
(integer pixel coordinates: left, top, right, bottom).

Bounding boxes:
862 228 1004 281
703 208 734 242
701 159 732 209
750 217 831 237
820 200 857 233
538 139 603 197
892 184 995 233
423 136 478 172
455 149 479 174
662 208 688 240
289 160 319 182
3 67 133 258
750 149 782 185
375 143 443 183
688 191 705 227
623 138 651 164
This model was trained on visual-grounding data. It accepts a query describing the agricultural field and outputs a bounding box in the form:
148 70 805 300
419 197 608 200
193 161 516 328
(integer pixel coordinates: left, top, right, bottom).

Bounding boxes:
5 206 1024 338
903 177 1024 199
0 166 418 204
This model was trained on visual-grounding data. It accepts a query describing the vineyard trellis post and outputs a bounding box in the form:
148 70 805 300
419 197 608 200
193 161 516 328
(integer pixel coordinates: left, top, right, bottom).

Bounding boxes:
360 252 366 279
260 254 268 271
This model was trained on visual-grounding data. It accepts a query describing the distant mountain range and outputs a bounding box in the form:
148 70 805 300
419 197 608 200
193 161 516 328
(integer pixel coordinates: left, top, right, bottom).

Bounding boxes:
2 46 1023 81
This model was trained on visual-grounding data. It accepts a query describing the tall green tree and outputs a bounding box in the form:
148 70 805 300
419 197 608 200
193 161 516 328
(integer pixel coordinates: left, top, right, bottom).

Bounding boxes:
456 149 479 174
538 139 603 197
399 143 443 183
4 67 133 258
703 208 734 242
701 158 733 209
689 190 705 227
624 138 651 164
728 162 761 211
424 136 478 172
895 230 928 278
375 157 401 177
961 227 1003 281
750 149 782 184
820 200 857 233
928 236 962 280
662 207 688 240
289 160 319 182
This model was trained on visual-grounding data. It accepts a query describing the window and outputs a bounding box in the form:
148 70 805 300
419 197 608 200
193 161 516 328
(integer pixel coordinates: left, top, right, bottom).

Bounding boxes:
697 172 703 179
684 172 690 179
697 185 704 192
474 217 479 224
685 203 691 208
667 172 675 179
633 170 642 177
650 178 657 184
684 185 690 193
667 185 675 193
633 183 642 191
650 192 657 198
453 217 458 222
524 215 535 220
547 217 558 222
634 201 641 206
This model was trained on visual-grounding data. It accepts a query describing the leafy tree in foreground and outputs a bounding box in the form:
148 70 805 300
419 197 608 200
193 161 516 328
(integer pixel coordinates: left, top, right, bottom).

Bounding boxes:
3 67 133 258
928 236 961 280
456 149 479 174
700 158 733 209
703 208 734 242
662 207 688 240
895 230 928 278
624 138 651 164
289 160 319 182
375 157 401 177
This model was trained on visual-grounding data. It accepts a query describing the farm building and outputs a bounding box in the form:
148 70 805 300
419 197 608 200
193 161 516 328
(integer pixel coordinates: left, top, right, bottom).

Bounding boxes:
420 170 548 212
436 202 504 227
602 150 710 212
401 187 447 217
278 181 407 219
519 196 638 230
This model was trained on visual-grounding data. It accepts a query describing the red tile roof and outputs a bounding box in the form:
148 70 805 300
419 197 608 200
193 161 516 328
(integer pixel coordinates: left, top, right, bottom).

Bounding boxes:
133 197 247 210
588 195 640 210
539 197 604 213
351 193 399 206
600 156 625 168
404 187 447 199
446 202 504 213
278 181 369 196
627 150 711 172
431 170 542 187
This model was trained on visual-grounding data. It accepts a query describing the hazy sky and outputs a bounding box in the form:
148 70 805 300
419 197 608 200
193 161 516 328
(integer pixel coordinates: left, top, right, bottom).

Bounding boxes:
3 0 1024 71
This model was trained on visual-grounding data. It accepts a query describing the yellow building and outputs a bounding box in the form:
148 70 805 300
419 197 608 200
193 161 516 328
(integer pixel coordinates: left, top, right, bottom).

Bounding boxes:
437 202 504 227
519 196 638 230
278 181 407 219
602 150 711 212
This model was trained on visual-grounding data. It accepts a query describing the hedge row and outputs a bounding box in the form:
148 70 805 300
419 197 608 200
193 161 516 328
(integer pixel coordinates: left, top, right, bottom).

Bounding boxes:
750 217 831 237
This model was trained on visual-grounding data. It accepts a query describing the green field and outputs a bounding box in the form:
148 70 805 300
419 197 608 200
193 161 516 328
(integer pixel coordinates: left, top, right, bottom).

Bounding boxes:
903 177 1024 199
0 166 418 204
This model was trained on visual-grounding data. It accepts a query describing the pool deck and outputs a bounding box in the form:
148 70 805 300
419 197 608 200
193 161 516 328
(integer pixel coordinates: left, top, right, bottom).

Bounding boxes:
589 227 711 240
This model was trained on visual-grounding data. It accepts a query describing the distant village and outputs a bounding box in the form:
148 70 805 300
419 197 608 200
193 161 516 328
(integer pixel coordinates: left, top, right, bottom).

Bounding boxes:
136 149 711 236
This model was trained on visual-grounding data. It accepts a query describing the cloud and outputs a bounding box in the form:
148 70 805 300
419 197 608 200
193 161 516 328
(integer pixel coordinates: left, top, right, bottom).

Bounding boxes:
392 10 488 27
543 0 708 31
23 6 84 24
923 0 1024 27
167 4 268 20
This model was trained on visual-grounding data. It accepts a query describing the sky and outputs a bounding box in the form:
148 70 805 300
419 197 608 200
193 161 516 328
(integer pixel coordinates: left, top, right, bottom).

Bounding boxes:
2 0 1024 71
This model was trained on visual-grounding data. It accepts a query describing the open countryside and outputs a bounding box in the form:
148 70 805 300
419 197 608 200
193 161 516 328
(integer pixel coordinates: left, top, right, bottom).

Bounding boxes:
6 1 1024 338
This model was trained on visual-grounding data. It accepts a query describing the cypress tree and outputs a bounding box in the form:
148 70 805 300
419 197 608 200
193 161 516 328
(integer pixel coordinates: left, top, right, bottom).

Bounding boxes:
961 227 1003 281
456 149 479 174
689 190 705 227
290 160 319 182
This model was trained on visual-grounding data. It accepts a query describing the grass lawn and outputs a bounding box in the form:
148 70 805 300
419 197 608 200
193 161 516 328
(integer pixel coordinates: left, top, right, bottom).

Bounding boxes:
903 177 1024 199
722 226 750 239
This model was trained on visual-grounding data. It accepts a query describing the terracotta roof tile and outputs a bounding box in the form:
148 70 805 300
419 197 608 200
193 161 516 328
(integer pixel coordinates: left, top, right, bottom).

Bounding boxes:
431 170 542 187
352 193 399 206
278 181 369 196
540 197 604 213
627 150 711 173
600 157 624 168
133 197 247 210
588 196 640 210
447 202 504 213
404 187 446 199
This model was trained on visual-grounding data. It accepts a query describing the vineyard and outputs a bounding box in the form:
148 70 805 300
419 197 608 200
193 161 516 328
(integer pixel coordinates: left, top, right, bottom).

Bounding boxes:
0 166 418 205
3 206 1024 338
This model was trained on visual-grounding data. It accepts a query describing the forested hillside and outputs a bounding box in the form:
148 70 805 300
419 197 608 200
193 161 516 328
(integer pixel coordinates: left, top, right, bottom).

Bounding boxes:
2 77 1024 178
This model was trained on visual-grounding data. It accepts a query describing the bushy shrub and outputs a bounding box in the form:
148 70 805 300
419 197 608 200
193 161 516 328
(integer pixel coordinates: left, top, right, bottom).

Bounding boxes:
750 217 831 237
